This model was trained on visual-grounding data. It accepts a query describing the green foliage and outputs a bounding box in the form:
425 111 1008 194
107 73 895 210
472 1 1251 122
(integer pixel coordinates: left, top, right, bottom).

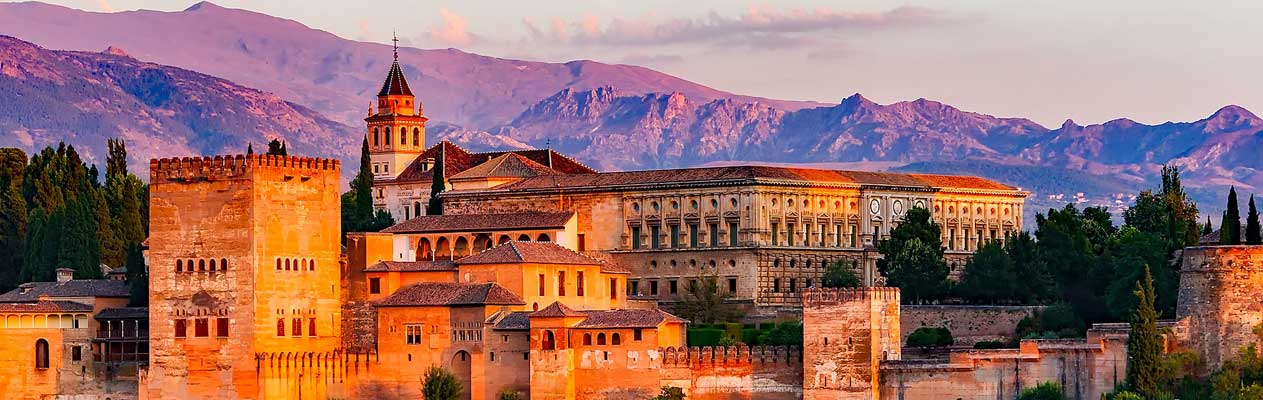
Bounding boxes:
673 272 741 325
687 328 724 347
427 144 446 216
1016 381 1064 400
877 207 948 303
495 389 523 400
341 137 394 237
906 327 952 348
758 321 803 346
1034 204 1116 322
1123 165 1201 251
821 259 861 288
956 240 1018 304
1107 391 1144 400
421 366 462 400
0 148 27 292
1102 227 1177 319
1127 267 1163 398
266 138 287 156
1203 216 1213 236
125 243 148 307
651 386 686 400
1247 194 1261 245
1015 302 1086 339
1221 186 1242 245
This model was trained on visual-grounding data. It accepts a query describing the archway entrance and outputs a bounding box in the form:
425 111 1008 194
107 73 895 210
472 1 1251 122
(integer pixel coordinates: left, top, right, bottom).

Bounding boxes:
451 350 473 400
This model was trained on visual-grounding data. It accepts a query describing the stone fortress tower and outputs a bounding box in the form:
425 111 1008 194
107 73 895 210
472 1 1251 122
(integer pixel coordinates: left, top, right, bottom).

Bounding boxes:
145 155 342 399
802 287 901 400
1175 245 1263 370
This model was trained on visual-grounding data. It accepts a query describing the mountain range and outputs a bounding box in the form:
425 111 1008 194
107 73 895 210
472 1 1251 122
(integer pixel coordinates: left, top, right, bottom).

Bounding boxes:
0 1 1259 222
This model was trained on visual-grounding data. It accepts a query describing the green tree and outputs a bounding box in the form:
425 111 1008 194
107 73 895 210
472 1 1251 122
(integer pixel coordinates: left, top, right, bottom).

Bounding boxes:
758 321 804 346
821 259 861 288
1035 205 1113 323
427 145 446 216
906 327 952 348
1202 216 1213 236
266 139 287 156
955 241 1017 304
877 207 948 303
104 138 145 265
1247 194 1261 245
125 243 148 306
1221 187 1242 245
341 136 377 238
421 366 462 400
1016 382 1065 400
1006 231 1054 304
652 386 687 400
1124 166 1201 252
1103 228 1175 319
674 272 741 324
0 148 27 291
1127 266 1163 398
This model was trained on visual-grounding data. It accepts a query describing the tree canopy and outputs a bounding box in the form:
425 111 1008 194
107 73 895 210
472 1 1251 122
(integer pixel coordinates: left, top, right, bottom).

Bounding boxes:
877 207 948 303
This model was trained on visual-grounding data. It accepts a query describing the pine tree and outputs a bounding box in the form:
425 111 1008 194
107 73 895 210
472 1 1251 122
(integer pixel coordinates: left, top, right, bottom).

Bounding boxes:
1247 194 1261 245
104 139 144 264
1202 216 1212 236
426 145 446 216
0 148 27 291
1221 187 1242 245
1126 266 1162 398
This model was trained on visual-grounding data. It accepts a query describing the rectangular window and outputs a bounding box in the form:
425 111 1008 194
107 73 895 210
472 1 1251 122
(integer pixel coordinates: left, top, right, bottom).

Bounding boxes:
771 223 779 245
709 223 719 247
309 318 317 337
849 225 857 247
558 271 566 296
729 222 739 246
629 280 639 296
577 271 585 296
292 318 302 337
539 274 546 296
669 280 678 295
949 229 956 250
804 224 812 247
990 229 997 241
651 226 661 249
728 278 738 293
787 223 795 246
689 224 699 247
610 278 618 299
978 230 984 247
650 280 659 295
406 324 422 345
789 278 797 293
71 346 82 361
578 234 586 251
276 319 285 337
369 278 381 294
216 317 229 338
194 319 209 337
631 226 642 249
175 319 187 338
634 329 643 341
670 225 680 248
773 278 781 293
820 224 827 246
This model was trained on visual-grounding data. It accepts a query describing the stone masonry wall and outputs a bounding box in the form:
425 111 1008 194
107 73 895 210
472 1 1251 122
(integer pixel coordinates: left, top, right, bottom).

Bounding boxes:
802 287 901 400
901 305 1041 346
1176 245 1263 370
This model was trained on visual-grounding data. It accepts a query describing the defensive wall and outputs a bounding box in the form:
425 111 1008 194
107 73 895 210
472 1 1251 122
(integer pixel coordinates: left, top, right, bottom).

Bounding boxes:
1174 245 1263 371
901 305 1042 346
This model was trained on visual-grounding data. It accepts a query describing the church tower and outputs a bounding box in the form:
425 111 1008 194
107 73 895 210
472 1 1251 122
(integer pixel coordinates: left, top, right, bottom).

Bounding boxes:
366 38 427 181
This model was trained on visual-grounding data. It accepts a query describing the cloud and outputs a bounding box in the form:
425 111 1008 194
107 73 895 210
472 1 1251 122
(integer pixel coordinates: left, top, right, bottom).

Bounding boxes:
429 8 477 47
620 53 684 66
96 0 114 13
806 45 854 61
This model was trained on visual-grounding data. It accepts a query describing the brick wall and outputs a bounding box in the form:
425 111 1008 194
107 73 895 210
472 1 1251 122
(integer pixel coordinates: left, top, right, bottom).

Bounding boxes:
901 305 1041 346
1176 245 1263 370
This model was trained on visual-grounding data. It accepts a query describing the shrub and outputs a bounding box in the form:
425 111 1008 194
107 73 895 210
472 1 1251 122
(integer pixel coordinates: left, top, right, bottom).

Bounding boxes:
687 328 724 346
906 327 953 348
740 328 762 346
1016 382 1064 400
652 386 687 400
496 389 523 400
758 322 803 346
421 366 462 400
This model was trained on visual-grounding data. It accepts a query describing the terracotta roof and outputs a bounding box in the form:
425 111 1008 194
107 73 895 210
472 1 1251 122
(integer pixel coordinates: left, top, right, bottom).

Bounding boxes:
95 307 148 320
378 59 413 97
375 282 525 307
363 260 457 272
482 165 1018 192
489 310 532 330
574 309 687 329
450 153 560 181
530 301 584 318
457 241 604 266
382 211 573 234
0 300 93 313
0 280 130 302
386 141 595 184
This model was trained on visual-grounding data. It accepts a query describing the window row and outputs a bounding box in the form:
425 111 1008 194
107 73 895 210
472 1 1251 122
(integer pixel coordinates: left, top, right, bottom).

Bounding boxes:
175 258 229 273
275 258 317 272
629 222 740 250
648 259 737 270
370 126 421 148
535 272 619 300
579 330 643 346
174 317 230 339
630 198 740 214
629 277 739 297
416 233 553 261
275 317 318 337
768 222 862 248
769 277 819 293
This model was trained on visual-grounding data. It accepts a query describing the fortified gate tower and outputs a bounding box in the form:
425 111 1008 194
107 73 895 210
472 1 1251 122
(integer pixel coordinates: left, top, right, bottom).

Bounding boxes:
145 154 343 399
802 287 901 400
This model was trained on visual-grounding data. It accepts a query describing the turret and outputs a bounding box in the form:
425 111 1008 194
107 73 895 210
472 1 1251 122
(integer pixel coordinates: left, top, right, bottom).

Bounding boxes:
365 36 428 180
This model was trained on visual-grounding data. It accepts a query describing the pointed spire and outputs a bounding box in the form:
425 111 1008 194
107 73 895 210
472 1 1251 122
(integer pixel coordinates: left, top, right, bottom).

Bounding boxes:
392 30 399 61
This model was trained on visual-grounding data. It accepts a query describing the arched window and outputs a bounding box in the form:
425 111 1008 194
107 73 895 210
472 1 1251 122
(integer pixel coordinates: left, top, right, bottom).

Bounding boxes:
186 259 194 272
309 259 315 271
413 128 420 146
435 237 452 260
498 235 511 245
597 333 606 345
518 234 531 241
583 333 592 346
284 259 290 270
612 333 621 345
276 258 281 270
400 127 407 145
418 238 433 261
35 339 49 369
198 259 206 271
454 237 469 257
221 258 228 271
301 259 307 270
176 259 183 272
385 130 392 146
372 128 379 146
537 233 551 242
209 259 216 271
542 330 556 350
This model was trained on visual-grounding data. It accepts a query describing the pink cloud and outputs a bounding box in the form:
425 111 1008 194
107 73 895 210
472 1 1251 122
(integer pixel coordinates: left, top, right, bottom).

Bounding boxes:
96 0 114 13
429 8 477 47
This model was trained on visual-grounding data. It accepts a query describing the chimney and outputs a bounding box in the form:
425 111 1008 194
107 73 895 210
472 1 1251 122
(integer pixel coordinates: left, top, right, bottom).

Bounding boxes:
56 268 74 283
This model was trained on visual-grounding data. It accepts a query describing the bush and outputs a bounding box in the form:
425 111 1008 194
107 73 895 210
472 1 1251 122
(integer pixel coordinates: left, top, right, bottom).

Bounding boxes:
687 328 724 346
652 386 686 400
1016 382 1064 400
1017 303 1085 339
906 327 953 348
740 328 762 346
758 322 803 346
422 366 462 400
496 389 523 400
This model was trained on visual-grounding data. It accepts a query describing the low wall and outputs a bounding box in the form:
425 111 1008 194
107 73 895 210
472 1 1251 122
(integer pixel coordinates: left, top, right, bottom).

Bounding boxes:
901 305 1041 346
659 346 803 400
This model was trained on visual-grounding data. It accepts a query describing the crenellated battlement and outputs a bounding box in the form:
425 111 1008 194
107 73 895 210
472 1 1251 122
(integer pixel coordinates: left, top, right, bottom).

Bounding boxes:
149 154 341 182
658 345 800 367
1180 245 1263 272
802 287 901 305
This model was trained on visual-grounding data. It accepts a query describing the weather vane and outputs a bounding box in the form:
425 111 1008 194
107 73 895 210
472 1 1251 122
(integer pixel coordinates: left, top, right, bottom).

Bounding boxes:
392 30 399 60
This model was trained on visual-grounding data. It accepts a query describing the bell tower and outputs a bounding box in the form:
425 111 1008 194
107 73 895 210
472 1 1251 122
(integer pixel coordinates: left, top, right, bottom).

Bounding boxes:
366 35 427 180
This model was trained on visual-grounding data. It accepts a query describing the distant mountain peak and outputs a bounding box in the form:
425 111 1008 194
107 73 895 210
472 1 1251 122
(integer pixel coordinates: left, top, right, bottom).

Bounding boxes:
841 93 870 105
101 46 130 58
1206 104 1259 123
1060 119 1079 130
183 1 223 12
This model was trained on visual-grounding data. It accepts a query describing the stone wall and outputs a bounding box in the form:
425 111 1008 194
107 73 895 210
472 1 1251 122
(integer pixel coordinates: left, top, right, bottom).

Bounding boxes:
659 346 803 400
1176 245 1263 370
802 287 901 400
901 305 1041 346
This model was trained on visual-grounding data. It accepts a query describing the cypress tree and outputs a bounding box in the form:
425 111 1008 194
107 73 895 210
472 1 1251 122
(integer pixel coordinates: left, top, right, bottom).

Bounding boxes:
125 243 147 306
1247 194 1261 245
281 140 288 156
1202 216 1212 236
246 143 254 156
0 148 27 291
1221 187 1241 245
341 136 376 237
426 145 446 216
1126 266 1162 398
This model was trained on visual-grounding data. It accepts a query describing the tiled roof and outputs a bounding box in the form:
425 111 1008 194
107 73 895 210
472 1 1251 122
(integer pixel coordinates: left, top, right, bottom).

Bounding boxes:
456 241 604 266
0 279 130 302
0 300 93 313
363 260 457 272
574 309 687 329
378 60 413 97
530 302 584 318
385 141 595 184
96 307 148 320
450 153 559 181
382 211 573 234
375 282 525 307
1199 229 1221 245
483 165 1018 192
489 310 532 330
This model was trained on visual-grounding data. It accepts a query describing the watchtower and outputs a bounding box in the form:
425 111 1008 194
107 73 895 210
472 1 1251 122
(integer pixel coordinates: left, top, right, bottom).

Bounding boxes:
802 287 901 400
1176 245 1263 370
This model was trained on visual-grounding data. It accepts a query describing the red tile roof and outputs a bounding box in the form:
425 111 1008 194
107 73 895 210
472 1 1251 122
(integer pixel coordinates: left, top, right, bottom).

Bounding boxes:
574 309 687 329
0 300 93 313
450 153 560 181
385 141 595 184
456 241 604 266
363 260 457 272
95 307 148 320
382 211 574 234
375 282 525 307
488 310 532 330
530 301 585 318
479 165 1018 192
378 59 413 97
0 280 130 302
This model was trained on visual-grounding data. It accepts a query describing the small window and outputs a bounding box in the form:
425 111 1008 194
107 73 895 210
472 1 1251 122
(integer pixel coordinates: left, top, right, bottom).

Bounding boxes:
276 259 281 271
308 318 317 337
577 271 585 297
176 259 183 272
406 324 422 345
292 318 302 337
369 278 381 294
583 333 592 346
558 271 566 296
309 259 315 271
209 259 216 270
71 345 82 361
542 330 556 350
198 259 206 271
597 333 606 345
539 274 546 296
220 258 228 271
634 329 643 341
577 234 586 251
216 318 229 338
194 319 209 337
35 339 49 369
175 319 188 338
612 333 621 345
728 278 737 293
276 319 285 337
610 278 618 299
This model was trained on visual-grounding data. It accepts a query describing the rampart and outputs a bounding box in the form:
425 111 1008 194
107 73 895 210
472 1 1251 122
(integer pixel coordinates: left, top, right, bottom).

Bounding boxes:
657 345 803 400
902 305 1042 346
149 154 341 182
1175 245 1263 370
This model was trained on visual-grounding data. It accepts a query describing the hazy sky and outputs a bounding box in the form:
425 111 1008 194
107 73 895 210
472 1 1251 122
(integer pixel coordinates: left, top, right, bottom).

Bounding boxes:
13 0 1263 126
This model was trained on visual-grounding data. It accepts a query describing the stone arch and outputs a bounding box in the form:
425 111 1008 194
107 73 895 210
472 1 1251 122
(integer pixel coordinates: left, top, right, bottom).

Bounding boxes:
473 234 493 253
35 338 49 369
454 237 469 257
418 238 433 261
451 350 473 400
435 237 451 260
498 235 512 245
542 330 556 350
536 233 551 242
518 234 531 241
